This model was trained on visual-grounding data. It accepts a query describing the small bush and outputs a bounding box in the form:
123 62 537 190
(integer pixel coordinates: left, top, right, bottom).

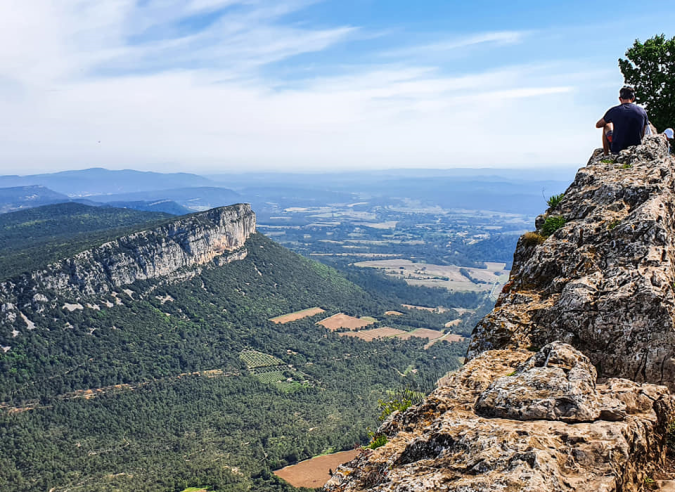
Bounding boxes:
541 216 566 237
366 433 388 450
608 219 621 230
377 388 425 422
546 193 564 209
522 231 545 247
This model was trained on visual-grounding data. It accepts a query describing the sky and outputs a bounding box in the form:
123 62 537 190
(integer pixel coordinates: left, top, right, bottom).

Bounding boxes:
1 0 674 174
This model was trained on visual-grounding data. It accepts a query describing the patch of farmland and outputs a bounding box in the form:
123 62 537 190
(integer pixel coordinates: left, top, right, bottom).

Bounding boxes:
270 307 325 324
255 371 286 384
353 221 398 229
338 327 406 341
402 304 450 313
274 450 361 489
317 313 377 331
240 350 284 369
445 319 462 328
355 258 510 293
385 310 404 316
424 332 465 350
396 328 444 341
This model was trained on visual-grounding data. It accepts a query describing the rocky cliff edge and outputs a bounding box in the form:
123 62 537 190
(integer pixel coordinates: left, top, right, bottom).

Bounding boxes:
0 204 255 334
325 136 675 492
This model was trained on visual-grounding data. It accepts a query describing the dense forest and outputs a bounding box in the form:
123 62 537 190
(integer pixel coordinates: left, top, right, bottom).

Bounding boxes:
0 228 469 491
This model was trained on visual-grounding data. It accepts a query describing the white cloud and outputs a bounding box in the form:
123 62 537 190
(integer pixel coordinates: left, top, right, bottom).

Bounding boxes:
381 30 528 58
0 1 609 174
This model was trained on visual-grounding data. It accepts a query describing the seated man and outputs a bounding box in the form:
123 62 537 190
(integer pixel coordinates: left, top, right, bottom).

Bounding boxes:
596 86 650 155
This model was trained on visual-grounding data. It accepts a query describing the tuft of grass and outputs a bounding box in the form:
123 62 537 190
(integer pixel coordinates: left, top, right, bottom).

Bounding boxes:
546 193 564 209
541 216 566 237
608 219 621 230
621 163 632 169
522 231 545 247
601 158 614 164
527 345 540 352
506 370 517 377
366 433 388 450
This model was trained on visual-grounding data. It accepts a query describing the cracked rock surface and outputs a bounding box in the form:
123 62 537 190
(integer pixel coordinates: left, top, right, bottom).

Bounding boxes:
325 345 672 492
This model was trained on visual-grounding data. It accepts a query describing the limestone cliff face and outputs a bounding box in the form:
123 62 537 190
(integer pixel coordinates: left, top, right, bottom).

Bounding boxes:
468 136 675 388
0 204 255 330
325 137 675 492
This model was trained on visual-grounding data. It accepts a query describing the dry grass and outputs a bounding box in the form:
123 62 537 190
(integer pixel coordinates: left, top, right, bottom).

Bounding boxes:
270 307 325 324
522 231 545 246
318 313 377 331
339 327 407 341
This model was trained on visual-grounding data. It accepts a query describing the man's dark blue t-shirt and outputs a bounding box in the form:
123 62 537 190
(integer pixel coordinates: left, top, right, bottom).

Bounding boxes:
603 103 649 154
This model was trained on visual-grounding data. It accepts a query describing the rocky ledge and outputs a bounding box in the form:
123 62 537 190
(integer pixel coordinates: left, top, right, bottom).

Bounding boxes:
326 343 673 492
469 136 675 389
326 137 675 491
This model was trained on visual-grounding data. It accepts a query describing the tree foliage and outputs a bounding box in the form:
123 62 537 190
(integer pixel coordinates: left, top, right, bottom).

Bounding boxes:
619 34 675 132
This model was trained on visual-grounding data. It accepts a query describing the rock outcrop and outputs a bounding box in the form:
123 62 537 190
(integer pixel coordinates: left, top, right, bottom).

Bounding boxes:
0 204 255 332
326 343 673 492
325 137 675 492
468 136 675 389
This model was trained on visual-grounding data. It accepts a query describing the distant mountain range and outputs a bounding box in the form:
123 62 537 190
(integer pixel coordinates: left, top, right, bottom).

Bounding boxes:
0 168 214 196
0 166 575 216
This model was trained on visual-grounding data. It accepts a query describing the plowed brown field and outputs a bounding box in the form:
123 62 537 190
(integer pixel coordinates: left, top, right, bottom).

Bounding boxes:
338 327 406 341
317 313 377 331
274 450 361 488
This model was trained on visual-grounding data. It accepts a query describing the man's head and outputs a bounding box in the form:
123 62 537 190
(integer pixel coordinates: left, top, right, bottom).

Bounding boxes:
619 85 636 103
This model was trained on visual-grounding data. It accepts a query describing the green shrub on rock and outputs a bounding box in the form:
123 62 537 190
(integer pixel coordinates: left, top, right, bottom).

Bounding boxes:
541 216 566 237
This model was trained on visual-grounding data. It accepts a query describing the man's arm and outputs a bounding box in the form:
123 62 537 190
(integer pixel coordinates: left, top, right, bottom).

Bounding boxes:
596 118 607 129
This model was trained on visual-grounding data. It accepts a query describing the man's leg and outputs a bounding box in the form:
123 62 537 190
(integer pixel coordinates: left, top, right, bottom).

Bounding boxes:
602 122 614 156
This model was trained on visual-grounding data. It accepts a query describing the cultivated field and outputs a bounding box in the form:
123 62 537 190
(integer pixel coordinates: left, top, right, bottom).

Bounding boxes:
396 329 444 341
270 307 325 324
274 450 361 488
445 319 462 328
354 259 510 293
318 313 377 331
338 327 407 341
424 332 465 349
385 310 404 316
240 350 284 369
402 304 450 313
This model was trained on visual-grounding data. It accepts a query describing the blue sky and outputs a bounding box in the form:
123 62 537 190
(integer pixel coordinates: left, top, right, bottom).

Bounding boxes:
0 0 674 173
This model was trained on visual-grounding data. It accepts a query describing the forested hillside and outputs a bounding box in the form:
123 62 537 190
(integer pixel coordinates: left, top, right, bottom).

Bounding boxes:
0 203 174 280
0 227 466 491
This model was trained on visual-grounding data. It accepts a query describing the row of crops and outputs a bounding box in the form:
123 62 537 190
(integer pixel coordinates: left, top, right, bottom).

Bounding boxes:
240 349 285 369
